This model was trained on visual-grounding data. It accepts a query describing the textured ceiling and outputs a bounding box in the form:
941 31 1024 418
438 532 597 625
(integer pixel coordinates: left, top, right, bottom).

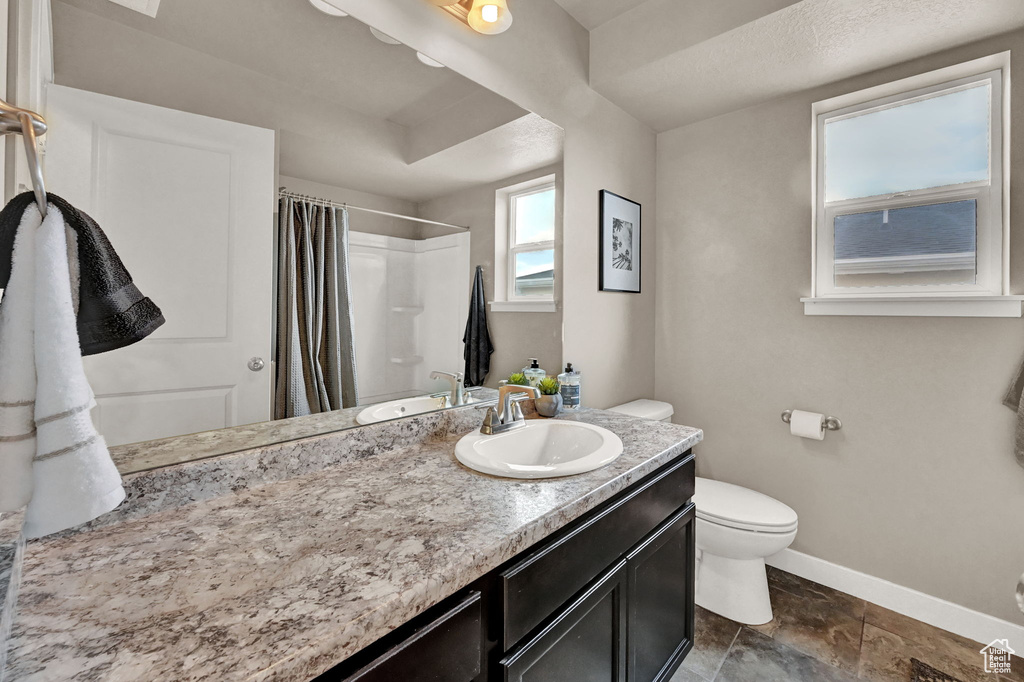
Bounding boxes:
549 0 650 30
52 0 563 202
59 0 483 122
589 0 1024 132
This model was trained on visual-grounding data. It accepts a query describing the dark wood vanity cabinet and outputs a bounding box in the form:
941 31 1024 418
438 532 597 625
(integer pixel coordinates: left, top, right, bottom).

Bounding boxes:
627 505 696 682
500 561 629 682
318 591 484 682
318 451 695 682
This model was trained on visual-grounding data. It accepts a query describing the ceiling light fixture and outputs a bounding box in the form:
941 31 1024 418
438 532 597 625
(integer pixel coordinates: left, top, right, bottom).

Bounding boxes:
415 52 446 68
467 0 512 34
437 0 513 36
308 0 348 17
369 27 402 45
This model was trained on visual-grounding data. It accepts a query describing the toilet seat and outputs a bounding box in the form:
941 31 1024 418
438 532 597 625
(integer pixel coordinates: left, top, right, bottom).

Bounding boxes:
693 477 798 534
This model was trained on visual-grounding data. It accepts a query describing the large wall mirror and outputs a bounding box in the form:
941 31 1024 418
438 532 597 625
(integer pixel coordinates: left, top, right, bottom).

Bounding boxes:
46 0 564 473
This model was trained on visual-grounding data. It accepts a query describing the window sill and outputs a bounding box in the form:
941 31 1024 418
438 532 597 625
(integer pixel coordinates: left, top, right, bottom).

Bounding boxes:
489 300 558 313
801 295 1024 318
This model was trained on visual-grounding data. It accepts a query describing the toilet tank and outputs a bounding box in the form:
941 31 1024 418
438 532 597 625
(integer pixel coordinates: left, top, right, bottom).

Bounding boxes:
607 399 674 422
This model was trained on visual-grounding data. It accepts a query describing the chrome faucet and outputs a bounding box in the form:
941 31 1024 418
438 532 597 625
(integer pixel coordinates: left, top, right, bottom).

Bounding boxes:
429 370 465 407
480 392 531 435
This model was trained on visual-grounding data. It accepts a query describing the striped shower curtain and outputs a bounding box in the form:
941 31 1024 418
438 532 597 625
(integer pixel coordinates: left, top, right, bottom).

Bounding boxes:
275 197 358 419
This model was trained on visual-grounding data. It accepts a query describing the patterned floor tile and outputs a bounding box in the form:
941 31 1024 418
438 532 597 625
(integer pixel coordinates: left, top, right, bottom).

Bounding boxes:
864 603 1024 681
676 605 742 681
751 581 865 673
767 567 867 621
668 663 712 682
859 622 989 682
716 628 859 682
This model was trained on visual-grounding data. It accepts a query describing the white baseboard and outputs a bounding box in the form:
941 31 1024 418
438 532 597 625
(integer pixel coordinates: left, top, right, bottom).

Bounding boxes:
766 548 1024 653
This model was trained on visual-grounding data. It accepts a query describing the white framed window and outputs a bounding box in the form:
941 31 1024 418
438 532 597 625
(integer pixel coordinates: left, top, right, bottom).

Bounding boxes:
492 174 557 313
804 52 1021 317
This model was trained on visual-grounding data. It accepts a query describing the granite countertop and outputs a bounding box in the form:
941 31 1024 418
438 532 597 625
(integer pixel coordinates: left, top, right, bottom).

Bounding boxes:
2 407 701 682
110 388 500 474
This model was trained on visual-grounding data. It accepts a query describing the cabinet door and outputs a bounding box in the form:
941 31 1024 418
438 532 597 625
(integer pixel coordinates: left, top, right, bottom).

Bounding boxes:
500 561 628 682
627 504 696 682
322 591 482 682
501 454 694 648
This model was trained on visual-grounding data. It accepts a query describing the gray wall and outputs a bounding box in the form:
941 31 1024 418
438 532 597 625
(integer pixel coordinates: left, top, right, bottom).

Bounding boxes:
655 29 1024 624
418 164 563 386
346 0 658 410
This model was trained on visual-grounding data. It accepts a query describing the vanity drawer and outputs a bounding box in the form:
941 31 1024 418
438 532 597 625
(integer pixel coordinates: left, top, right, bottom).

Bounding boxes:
500 453 694 648
335 591 482 682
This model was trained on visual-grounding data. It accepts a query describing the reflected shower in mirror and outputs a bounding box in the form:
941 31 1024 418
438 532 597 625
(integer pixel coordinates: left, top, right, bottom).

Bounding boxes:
47 0 564 473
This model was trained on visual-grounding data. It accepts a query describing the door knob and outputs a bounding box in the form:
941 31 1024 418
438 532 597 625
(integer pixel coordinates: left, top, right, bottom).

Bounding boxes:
248 357 265 372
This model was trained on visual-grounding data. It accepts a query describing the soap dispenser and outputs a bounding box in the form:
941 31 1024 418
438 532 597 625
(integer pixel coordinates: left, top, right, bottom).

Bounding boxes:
558 363 581 410
522 358 546 388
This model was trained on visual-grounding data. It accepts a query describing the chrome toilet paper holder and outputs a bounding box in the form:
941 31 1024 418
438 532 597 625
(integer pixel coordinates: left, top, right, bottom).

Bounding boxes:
781 410 842 431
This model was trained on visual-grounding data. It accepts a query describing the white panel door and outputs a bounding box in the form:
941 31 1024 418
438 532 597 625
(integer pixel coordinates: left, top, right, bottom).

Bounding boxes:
44 84 276 446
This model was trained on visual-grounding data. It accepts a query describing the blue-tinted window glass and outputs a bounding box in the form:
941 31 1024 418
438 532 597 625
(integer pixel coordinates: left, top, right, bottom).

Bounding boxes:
514 189 555 244
514 249 554 297
825 84 990 202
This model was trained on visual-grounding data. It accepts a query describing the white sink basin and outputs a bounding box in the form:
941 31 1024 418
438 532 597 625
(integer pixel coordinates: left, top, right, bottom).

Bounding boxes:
356 394 478 425
455 420 624 479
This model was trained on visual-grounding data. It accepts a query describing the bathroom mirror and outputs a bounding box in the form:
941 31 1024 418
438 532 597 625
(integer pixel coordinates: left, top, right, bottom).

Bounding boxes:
45 0 564 473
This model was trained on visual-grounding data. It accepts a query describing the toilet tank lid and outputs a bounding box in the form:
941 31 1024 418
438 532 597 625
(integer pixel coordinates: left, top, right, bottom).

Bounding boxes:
693 477 798 532
607 399 674 421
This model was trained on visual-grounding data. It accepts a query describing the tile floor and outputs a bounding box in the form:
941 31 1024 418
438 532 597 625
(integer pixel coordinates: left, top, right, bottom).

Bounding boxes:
670 567 1023 682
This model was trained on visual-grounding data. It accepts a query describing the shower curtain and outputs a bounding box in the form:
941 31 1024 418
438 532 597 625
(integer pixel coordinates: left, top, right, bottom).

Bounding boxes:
275 197 358 419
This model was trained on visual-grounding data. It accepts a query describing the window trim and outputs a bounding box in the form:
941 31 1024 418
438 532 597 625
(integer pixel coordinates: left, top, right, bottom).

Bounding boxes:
805 51 1019 317
493 174 558 313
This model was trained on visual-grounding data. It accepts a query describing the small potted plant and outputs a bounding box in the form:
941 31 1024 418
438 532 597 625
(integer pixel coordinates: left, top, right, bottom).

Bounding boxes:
506 372 530 386
535 377 563 417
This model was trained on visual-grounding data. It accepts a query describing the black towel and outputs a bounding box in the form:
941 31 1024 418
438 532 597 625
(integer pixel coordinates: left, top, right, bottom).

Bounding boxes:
0 191 164 355
463 265 494 386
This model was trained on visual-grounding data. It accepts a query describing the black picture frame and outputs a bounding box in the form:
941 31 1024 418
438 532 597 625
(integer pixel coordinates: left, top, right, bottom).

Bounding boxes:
598 190 642 293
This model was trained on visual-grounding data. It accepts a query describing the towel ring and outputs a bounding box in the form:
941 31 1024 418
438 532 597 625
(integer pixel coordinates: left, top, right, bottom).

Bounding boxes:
18 112 47 218
0 97 47 218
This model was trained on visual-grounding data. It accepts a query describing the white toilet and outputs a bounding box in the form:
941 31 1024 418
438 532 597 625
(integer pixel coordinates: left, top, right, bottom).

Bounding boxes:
691 478 797 624
607 399 798 626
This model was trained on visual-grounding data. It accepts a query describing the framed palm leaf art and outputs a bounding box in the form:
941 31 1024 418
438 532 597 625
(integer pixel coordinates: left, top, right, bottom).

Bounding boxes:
599 190 641 293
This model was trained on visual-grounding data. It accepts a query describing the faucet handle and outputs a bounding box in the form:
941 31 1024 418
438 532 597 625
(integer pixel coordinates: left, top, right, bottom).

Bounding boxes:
480 406 499 434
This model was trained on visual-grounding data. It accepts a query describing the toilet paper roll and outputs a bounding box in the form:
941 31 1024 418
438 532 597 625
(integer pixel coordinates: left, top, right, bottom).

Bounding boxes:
790 410 825 440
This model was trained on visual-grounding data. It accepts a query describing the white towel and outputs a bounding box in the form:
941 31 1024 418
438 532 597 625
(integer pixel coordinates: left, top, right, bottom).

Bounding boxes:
0 202 124 539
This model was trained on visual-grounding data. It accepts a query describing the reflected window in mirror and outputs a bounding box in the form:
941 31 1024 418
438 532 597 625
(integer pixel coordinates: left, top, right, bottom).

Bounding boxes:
47 0 564 472
493 174 558 312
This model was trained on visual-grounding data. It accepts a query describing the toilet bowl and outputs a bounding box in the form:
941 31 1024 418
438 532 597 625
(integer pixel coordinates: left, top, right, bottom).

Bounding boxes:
692 477 798 625
605 400 796 625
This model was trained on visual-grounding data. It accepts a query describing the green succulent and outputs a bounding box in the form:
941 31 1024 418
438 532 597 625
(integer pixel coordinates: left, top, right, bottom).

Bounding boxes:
538 377 561 395
507 372 530 386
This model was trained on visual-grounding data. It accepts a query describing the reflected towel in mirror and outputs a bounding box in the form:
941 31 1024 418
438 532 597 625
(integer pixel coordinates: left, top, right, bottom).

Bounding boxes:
463 265 493 386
